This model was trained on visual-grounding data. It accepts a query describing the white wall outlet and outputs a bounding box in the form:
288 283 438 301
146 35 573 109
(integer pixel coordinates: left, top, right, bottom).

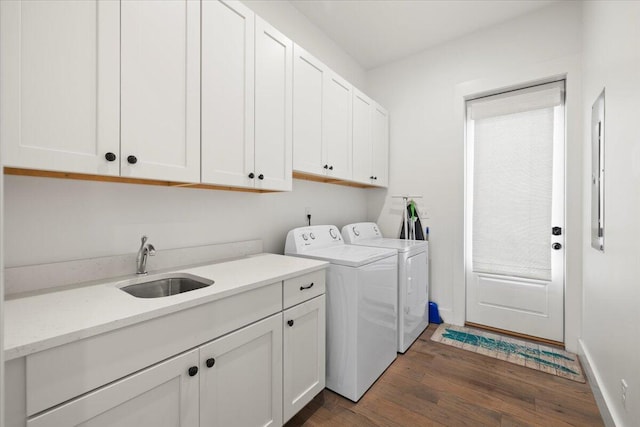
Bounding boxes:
621 379 628 409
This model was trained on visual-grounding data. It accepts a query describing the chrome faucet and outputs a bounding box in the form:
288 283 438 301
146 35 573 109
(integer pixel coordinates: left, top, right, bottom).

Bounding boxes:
136 235 156 275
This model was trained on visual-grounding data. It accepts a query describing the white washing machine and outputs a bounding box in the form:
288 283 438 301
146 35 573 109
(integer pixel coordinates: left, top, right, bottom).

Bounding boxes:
285 225 398 402
342 222 429 353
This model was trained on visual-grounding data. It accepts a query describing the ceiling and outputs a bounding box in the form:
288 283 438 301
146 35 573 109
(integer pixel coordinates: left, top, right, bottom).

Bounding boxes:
289 0 557 70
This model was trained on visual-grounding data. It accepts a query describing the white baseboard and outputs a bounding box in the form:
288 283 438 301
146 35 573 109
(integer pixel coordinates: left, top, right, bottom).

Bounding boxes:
436 307 455 324
578 339 618 427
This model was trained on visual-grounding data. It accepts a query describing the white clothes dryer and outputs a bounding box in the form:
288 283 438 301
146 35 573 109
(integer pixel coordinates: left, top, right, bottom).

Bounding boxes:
285 225 398 402
342 222 429 353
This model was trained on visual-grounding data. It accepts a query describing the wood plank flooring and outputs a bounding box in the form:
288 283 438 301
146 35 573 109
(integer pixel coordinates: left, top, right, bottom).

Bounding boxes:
285 324 603 426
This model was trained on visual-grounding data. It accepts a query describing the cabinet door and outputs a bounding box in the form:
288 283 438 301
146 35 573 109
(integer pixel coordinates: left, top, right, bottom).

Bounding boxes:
201 0 255 188
200 313 283 427
352 89 374 184
372 103 390 187
323 71 352 180
0 0 119 175
120 0 200 183
254 17 293 191
292 45 325 176
27 349 199 427
283 295 326 423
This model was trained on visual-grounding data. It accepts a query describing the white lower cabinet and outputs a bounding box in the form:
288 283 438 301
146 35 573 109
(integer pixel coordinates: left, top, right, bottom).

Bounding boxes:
27 315 284 427
8 270 326 427
283 295 326 423
27 349 200 427
200 313 283 427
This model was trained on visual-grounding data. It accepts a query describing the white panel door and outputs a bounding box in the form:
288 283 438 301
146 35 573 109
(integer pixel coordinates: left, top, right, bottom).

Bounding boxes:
292 45 325 176
465 82 565 342
120 0 200 183
201 0 255 188
27 349 199 427
323 72 353 180
254 17 293 191
352 89 374 184
283 295 326 423
372 103 390 187
200 313 283 427
0 0 120 175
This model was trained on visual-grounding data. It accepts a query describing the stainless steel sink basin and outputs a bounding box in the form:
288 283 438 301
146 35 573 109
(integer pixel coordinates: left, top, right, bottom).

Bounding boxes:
119 273 214 298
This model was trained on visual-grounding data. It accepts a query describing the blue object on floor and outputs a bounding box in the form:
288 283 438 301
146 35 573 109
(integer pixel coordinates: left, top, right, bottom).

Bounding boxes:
428 301 442 324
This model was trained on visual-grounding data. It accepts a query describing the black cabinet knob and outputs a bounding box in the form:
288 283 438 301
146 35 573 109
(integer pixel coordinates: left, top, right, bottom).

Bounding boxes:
206 358 215 368
248 172 255 179
188 366 198 377
105 152 117 162
370 176 374 180
329 165 333 170
127 155 138 164
323 164 329 169
552 243 562 250
258 174 264 180
287 319 294 327
374 176 378 180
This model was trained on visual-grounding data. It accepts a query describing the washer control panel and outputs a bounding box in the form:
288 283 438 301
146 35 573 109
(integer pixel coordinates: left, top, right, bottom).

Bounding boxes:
285 225 343 253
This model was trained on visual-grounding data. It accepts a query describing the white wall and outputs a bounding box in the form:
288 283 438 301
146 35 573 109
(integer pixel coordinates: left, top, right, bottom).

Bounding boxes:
4 176 367 268
365 1 584 350
3 0 369 275
581 2 640 425
242 0 366 88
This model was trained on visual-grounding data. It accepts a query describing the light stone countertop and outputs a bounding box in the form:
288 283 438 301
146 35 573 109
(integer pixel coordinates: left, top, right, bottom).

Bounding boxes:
4 253 327 361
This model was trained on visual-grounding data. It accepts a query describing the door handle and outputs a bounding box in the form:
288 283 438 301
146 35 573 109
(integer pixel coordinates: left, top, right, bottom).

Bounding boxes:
552 243 562 250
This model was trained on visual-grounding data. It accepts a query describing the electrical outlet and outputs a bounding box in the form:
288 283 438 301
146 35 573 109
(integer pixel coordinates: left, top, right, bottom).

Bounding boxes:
305 207 312 225
621 379 628 409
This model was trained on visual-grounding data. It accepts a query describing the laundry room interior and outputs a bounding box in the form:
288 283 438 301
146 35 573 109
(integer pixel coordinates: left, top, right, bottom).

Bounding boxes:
1 1 638 426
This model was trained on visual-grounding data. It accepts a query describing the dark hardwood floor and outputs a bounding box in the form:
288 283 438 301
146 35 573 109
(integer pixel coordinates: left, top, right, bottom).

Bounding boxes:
286 324 603 426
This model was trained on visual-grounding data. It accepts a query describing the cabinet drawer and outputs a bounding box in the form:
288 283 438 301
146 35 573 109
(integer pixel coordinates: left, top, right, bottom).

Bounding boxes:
283 270 325 309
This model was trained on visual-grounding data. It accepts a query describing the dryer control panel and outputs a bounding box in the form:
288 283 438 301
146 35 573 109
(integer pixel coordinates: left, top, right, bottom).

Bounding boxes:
341 222 382 243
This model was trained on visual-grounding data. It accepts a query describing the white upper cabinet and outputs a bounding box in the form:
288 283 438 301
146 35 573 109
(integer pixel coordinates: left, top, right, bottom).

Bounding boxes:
322 72 353 181
0 0 120 175
293 46 353 181
202 8 292 191
292 45 325 176
201 0 255 188
254 17 293 191
352 88 374 184
120 0 200 183
1 0 381 190
372 103 390 187
352 89 389 188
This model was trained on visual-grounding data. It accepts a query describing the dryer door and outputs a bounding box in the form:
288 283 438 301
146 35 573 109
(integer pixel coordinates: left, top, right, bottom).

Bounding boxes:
401 252 429 352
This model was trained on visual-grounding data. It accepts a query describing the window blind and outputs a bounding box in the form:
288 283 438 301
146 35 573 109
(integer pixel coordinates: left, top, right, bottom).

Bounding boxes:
467 81 564 281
